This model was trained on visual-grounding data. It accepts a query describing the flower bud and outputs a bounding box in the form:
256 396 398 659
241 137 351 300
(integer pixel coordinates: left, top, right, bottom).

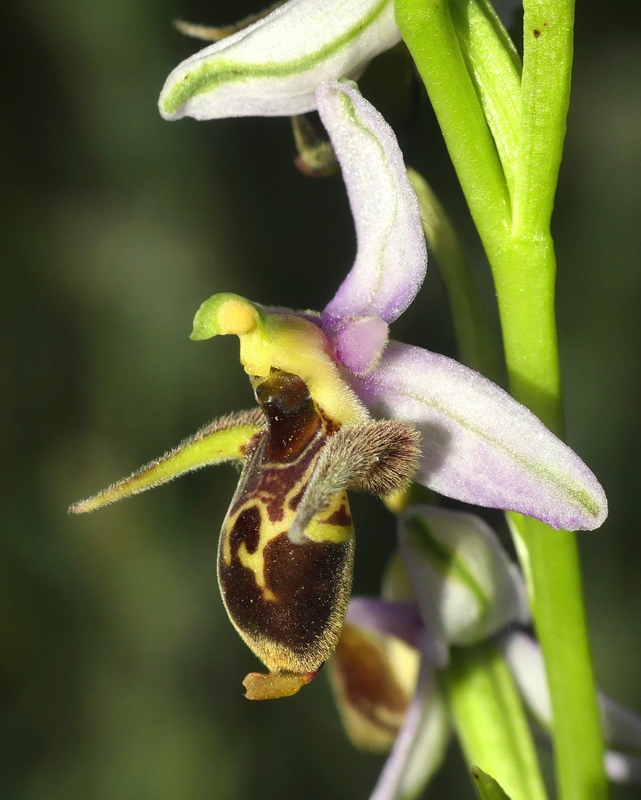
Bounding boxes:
398 506 530 650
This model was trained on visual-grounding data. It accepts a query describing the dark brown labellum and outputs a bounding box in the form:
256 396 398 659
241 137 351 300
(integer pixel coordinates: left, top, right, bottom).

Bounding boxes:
218 371 355 675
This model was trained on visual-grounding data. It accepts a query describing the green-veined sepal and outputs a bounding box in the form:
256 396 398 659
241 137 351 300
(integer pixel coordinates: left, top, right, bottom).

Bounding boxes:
398 506 529 652
159 0 400 120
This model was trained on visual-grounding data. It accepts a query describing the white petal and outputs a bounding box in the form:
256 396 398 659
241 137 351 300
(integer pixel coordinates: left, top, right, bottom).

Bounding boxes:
318 82 427 328
601 694 641 753
501 630 552 728
159 0 400 120
605 752 641 785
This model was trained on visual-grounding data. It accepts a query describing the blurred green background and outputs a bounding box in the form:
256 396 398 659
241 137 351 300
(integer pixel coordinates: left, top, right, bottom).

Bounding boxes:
1 0 640 798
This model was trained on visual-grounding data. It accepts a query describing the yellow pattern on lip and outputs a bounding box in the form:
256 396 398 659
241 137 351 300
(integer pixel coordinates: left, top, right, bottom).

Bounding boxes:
229 486 353 603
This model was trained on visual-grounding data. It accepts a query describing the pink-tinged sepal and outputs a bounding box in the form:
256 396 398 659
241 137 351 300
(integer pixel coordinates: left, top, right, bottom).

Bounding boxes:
352 342 608 531
369 661 450 800
335 316 389 376
346 598 427 651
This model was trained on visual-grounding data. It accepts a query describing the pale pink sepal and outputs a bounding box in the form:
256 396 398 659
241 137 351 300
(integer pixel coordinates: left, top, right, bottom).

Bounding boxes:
335 316 389 375
346 598 424 648
318 82 427 330
352 342 608 531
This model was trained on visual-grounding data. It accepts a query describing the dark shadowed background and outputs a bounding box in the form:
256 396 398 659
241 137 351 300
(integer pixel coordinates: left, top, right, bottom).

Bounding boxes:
1 1 640 798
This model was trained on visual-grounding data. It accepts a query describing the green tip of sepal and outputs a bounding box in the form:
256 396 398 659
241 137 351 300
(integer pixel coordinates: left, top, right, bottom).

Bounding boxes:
190 293 263 341
471 767 512 800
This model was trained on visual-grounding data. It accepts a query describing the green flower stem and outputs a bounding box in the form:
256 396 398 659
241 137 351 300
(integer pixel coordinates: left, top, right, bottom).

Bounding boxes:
395 0 609 797
444 642 548 800
510 514 608 800
506 0 608 796
491 238 562 431
474 270 607 800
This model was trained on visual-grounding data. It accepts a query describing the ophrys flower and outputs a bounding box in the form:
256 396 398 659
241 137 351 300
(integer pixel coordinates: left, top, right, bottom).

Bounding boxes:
71 81 607 699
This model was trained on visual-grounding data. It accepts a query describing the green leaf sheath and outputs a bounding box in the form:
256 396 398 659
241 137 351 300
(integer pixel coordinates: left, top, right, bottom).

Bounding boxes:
449 0 522 197
396 0 608 797
513 0 574 237
69 411 264 514
445 643 548 800
395 0 511 250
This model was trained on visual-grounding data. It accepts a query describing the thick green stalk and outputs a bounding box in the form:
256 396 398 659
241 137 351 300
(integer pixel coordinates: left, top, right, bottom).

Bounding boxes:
505 0 608 796
509 514 608 800
395 0 609 797
491 237 562 431
444 642 548 800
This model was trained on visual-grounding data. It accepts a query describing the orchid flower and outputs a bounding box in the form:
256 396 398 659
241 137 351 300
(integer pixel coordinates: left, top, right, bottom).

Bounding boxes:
331 506 641 799
71 81 606 701
329 505 529 799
